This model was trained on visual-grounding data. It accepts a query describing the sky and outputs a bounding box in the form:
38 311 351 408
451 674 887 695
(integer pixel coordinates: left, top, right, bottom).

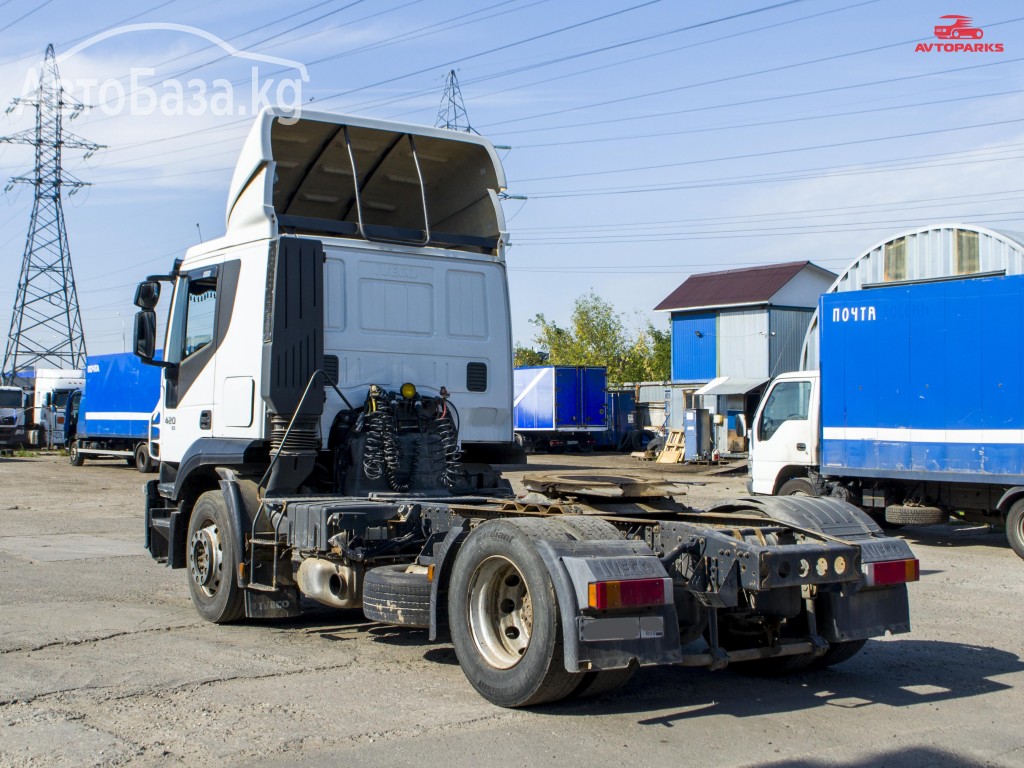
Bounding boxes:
0 0 1022 359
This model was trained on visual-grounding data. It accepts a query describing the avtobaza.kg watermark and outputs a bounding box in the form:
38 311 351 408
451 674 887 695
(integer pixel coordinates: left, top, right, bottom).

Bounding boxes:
13 23 308 122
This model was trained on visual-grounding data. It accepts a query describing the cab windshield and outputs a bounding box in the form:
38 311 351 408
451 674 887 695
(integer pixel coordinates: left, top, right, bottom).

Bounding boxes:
0 390 22 408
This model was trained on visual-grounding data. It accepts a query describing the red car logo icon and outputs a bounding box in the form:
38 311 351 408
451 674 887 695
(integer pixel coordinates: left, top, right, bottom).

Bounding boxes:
934 15 984 39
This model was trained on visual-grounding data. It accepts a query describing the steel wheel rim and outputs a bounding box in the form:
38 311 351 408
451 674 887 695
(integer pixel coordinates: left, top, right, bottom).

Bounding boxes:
468 556 532 669
189 518 223 598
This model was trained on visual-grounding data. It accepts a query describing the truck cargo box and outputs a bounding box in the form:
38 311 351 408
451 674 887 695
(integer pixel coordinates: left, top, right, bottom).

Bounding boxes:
513 366 607 432
78 353 161 440
820 274 1024 483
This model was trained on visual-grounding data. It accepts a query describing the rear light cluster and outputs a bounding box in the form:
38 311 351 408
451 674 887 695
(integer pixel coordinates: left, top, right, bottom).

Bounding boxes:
862 558 920 587
587 577 672 610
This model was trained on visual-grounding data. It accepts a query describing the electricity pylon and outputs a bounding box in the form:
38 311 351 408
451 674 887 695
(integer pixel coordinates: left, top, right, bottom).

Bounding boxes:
2 44 102 380
435 69 477 133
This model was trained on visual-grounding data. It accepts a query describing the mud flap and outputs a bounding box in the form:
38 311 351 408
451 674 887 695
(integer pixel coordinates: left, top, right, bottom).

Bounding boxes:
534 539 682 673
819 584 911 642
245 587 301 619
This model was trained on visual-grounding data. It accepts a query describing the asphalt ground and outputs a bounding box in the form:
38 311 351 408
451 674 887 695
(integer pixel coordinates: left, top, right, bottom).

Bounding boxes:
0 451 1021 767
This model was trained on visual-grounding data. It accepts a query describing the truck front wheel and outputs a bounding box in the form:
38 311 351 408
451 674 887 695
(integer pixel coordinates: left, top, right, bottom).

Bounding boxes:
778 478 816 497
69 441 84 466
135 442 155 474
448 519 581 707
1006 499 1024 559
186 491 244 623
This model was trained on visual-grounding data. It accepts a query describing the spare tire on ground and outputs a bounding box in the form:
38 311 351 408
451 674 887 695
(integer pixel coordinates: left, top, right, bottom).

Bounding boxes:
884 505 947 526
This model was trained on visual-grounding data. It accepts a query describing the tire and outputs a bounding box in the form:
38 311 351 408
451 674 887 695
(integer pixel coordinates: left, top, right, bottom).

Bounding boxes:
186 490 244 623
884 505 947 526
1005 499 1024 560
69 441 84 466
806 639 867 670
448 518 583 708
778 478 816 497
362 564 432 627
135 442 155 474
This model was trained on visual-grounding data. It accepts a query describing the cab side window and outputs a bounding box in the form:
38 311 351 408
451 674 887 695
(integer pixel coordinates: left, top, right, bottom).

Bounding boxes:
758 381 811 441
182 275 218 360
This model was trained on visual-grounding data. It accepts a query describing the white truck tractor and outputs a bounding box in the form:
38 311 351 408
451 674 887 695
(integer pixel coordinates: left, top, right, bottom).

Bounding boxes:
134 108 920 707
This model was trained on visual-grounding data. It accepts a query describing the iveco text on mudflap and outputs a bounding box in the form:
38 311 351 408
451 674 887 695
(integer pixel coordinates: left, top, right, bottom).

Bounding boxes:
134 108 919 707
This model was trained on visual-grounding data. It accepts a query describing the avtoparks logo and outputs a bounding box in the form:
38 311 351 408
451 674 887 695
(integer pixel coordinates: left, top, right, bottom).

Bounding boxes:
916 15 1004 53
11 24 309 123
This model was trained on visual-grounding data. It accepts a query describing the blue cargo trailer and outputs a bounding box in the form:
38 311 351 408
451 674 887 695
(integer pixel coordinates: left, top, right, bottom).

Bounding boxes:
820 275 1024 482
513 366 607 451
748 273 1024 559
65 353 161 472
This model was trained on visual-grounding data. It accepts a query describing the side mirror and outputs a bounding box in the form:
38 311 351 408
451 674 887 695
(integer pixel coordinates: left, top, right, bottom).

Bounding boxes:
735 414 747 439
134 280 161 309
134 309 158 361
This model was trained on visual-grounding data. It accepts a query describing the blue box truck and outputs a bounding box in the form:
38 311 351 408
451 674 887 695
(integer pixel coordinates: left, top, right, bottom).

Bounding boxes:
748 273 1024 559
65 353 161 472
513 366 607 452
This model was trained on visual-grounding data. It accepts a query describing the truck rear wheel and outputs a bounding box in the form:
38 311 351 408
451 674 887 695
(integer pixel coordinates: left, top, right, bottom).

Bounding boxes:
1006 499 1024 559
69 441 84 466
448 519 582 707
362 564 431 627
186 490 244 624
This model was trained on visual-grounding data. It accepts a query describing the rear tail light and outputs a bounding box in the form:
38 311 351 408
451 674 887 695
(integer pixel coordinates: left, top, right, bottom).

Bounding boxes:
588 578 672 610
862 558 919 587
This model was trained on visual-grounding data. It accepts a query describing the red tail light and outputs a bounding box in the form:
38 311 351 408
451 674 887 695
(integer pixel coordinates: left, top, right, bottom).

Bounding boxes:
588 578 671 610
862 559 919 587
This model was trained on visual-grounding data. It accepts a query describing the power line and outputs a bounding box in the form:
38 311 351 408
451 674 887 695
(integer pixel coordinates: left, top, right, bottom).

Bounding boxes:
513 188 1024 233
512 88 1024 149
491 56 1024 138
0 0 179 69
517 117 1024 185
311 0 668 106
513 210 1024 244
0 0 54 36
479 14 1024 130
375 0 866 120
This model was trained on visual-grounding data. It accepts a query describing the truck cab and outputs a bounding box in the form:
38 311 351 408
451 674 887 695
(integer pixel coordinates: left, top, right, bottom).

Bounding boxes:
0 385 29 449
748 370 819 495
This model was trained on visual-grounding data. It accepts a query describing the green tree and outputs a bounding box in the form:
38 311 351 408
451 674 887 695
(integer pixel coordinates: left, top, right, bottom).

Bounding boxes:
513 344 547 367
520 292 670 385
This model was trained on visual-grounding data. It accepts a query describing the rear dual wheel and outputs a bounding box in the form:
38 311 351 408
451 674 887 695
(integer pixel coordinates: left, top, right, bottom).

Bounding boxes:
448 518 634 707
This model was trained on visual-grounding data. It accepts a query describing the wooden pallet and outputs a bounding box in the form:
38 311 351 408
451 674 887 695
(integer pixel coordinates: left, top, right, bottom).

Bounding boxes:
656 429 686 464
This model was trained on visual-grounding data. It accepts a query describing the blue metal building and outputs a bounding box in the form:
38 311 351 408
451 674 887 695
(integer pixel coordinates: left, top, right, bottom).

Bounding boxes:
654 261 835 451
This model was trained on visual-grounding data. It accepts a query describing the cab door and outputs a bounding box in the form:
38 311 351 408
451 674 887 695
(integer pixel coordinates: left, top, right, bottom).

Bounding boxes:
749 376 817 493
159 265 221 464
